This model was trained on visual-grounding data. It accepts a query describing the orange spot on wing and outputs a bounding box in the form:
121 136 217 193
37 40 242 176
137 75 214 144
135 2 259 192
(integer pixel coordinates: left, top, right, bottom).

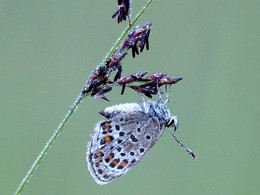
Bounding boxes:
119 160 128 168
104 122 112 134
108 154 113 161
96 152 104 158
104 135 111 144
112 160 119 165
105 122 111 129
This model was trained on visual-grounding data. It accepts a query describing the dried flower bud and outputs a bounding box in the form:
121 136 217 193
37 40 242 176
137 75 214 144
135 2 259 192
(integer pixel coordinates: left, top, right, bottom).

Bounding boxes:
112 0 131 24
131 71 148 80
113 65 122 82
130 85 157 98
92 87 112 102
117 71 148 85
120 23 152 58
82 66 108 94
118 76 135 85
116 71 182 98
159 77 183 85
145 72 167 81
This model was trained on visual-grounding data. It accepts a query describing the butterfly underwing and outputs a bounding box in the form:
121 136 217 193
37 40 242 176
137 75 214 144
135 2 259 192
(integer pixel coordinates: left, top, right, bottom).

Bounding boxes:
87 100 196 185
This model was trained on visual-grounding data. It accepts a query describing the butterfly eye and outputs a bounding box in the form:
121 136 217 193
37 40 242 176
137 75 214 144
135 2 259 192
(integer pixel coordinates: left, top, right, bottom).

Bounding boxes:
167 116 178 131
167 118 175 127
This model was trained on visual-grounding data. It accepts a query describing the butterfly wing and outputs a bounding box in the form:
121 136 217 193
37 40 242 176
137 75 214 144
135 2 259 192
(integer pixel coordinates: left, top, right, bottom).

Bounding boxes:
87 111 165 185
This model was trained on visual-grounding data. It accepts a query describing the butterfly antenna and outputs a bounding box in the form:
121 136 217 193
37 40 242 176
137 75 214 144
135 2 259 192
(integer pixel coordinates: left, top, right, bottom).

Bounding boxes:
169 128 197 160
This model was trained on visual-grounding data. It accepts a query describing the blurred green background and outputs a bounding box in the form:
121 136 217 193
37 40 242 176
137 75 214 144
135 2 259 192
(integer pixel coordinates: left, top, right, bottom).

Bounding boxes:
1 0 260 194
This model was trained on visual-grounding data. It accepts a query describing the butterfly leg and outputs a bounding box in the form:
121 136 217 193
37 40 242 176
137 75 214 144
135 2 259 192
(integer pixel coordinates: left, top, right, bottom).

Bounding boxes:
156 83 163 104
163 85 171 106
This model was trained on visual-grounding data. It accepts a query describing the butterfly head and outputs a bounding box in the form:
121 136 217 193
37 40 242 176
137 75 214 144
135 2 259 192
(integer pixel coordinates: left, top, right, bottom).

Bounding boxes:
166 115 178 131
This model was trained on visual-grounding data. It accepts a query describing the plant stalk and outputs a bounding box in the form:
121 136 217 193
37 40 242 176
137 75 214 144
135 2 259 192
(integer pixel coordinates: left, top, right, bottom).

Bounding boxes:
14 0 153 194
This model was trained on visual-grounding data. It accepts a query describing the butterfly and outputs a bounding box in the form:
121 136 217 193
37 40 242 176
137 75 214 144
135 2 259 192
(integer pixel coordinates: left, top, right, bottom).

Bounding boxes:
87 97 196 185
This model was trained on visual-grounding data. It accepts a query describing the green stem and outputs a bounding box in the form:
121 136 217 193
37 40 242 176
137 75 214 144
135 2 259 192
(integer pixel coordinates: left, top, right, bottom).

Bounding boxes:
14 0 153 194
